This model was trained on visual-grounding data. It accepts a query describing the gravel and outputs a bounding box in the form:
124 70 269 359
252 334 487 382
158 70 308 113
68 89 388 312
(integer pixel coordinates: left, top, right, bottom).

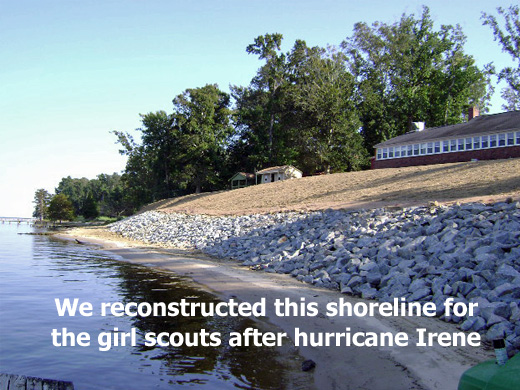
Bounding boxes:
110 200 520 355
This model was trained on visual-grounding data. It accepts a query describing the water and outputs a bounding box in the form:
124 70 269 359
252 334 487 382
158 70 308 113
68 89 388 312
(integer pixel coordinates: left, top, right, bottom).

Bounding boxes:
0 223 299 389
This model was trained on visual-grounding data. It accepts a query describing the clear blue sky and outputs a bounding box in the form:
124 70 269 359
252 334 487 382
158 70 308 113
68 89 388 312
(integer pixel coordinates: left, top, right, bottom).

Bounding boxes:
0 0 513 217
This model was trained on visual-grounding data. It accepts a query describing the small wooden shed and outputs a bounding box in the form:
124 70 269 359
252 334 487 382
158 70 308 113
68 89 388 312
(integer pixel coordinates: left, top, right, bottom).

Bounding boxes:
230 172 255 189
256 165 302 184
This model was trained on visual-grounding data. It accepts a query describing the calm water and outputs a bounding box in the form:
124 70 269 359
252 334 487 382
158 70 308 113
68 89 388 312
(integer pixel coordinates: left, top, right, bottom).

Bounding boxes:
0 223 298 389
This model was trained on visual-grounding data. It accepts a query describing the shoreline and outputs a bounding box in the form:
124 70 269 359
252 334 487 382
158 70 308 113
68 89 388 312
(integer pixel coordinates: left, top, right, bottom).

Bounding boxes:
60 227 493 390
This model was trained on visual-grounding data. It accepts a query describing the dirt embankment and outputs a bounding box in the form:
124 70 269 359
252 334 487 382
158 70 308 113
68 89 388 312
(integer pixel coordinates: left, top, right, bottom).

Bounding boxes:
142 159 520 216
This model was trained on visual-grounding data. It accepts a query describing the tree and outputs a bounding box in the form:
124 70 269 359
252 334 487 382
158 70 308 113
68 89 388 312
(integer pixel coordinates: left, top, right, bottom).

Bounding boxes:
113 111 178 210
231 33 296 170
232 35 368 174
55 176 90 216
246 33 287 164
343 6 492 149
482 5 520 110
47 194 75 223
95 173 127 217
81 192 99 219
171 84 234 193
286 42 367 172
113 130 157 210
33 189 51 222
114 85 233 205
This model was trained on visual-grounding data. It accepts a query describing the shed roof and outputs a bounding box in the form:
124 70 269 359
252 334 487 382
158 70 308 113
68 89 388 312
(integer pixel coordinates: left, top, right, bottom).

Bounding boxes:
374 111 520 148
256 165 302 175
230 172 255 181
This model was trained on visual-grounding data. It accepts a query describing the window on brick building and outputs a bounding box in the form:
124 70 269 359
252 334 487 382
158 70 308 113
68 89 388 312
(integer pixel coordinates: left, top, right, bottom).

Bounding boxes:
395 146 401 157
498 133 506 146
450 139 457 151
490 134 497 147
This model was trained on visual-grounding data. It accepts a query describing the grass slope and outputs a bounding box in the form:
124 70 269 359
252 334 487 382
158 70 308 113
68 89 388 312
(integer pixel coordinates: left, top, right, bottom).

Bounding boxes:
143 159 520 216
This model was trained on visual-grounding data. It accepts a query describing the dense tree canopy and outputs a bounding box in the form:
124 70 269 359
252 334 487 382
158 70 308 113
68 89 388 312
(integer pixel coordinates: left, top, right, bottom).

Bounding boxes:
343 6 491 149
172 84 235 193
286 42 367 172
47 194 75 223
482 5 520 110
114 83 234 209
55 173 127 218
43 7 507 215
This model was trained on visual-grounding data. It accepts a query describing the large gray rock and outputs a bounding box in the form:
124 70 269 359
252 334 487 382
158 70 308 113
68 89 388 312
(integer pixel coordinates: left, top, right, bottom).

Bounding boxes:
108 200 520 354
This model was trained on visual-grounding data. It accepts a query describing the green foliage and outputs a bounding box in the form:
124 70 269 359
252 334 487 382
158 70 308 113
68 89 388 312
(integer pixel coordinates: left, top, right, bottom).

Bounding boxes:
343 6 491 148
231 34 368 174
172 84 235 193
81 193 99 219
91 10 496 211
33 188 51 221
55 173 128 218
48 194 75 222
285 42 368 172
114 84 233 210
55 176 90 216
482 5 520 110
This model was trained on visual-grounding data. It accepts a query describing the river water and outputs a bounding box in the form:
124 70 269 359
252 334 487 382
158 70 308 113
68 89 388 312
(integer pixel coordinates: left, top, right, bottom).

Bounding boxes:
0 223 299 389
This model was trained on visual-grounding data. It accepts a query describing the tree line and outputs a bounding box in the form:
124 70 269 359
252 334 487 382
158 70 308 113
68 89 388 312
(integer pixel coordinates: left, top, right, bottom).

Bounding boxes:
33 173 127 222
33 6 520 221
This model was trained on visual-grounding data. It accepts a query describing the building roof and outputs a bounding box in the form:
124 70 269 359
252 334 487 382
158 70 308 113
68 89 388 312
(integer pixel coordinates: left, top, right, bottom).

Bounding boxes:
256 165 302 175
230 172 255 181
374 111 520 148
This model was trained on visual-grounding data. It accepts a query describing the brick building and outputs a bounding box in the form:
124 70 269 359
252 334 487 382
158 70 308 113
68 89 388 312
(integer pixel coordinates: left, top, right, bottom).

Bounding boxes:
372 109 520 169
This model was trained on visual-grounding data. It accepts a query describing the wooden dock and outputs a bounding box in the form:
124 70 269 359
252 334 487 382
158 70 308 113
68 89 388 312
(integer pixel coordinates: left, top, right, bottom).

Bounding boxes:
0 374 74 390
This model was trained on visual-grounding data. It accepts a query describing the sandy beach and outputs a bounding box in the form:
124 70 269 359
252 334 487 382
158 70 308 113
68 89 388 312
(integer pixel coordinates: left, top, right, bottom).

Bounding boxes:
60 227 494 390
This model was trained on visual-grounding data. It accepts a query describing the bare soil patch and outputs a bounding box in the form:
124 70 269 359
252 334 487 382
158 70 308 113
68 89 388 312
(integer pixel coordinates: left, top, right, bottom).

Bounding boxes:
143 159 520 216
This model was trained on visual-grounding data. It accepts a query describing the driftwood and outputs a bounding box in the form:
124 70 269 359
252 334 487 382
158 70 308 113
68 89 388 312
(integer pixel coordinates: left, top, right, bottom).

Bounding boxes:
0 374 74 390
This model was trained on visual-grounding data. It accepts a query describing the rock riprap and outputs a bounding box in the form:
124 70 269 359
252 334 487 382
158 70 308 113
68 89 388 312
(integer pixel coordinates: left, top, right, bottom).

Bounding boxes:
109 201 520 354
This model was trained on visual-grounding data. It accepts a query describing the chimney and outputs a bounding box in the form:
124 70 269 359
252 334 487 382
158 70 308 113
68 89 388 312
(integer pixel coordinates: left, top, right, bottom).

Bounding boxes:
468 106 479 121
412 122 425 131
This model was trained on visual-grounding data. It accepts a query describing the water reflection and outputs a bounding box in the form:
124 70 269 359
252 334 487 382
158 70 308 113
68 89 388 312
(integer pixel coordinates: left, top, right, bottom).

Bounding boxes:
10 229 302 389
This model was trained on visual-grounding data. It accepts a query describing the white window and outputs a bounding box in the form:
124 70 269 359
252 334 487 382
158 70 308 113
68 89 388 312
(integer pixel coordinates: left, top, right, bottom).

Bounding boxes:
443 141 449 152
450 139 457 151
481 136 489 148
407 145 413 156
395 146 401 158
490 134 497 147
434 141 440 153
427 142 433 154
458 139 465 151
420 143 427 155
413 144 419 156
388 147 394 158
516 131 520 145
507 133 514 146
498 133 506 147
377 149 382 160
473 136 480 149
465 138 473 150
382 148 388 159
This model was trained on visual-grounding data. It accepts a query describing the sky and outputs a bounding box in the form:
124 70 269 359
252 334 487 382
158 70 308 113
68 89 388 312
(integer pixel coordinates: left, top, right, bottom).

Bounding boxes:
0 0 515 217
